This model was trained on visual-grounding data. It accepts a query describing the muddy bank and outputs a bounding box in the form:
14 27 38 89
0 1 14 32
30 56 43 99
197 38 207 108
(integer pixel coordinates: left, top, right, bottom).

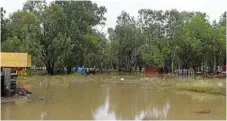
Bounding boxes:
1 95 27 103
1 94 44 104
1 87 32 103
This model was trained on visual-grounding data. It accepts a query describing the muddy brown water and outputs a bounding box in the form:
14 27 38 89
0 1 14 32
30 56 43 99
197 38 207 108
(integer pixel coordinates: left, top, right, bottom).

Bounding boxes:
1 75 226 120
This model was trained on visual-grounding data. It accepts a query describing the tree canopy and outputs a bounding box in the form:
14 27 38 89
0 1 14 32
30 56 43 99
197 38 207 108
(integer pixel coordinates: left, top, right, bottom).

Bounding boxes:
1 1 226 74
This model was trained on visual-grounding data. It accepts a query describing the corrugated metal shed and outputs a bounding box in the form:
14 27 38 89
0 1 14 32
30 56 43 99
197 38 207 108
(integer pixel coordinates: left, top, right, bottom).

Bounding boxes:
0 52 31 67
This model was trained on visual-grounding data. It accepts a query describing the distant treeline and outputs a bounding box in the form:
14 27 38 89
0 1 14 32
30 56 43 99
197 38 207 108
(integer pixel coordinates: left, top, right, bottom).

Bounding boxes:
1 1 226 75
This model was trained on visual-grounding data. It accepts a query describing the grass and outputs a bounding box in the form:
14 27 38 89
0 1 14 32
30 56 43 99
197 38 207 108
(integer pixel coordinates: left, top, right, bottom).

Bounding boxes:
175 81 226 95
175 90 225 103
17 74 226 95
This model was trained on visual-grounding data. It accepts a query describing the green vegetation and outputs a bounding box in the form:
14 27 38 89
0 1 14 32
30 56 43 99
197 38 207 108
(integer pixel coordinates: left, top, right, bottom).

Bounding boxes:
1 1 226 75
175 90 225 103
175 81 226 95
17 73 226 95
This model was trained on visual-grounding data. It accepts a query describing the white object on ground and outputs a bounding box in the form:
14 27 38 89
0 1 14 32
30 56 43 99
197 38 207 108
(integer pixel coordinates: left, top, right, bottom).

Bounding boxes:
218 82 223 87
120 78 124 81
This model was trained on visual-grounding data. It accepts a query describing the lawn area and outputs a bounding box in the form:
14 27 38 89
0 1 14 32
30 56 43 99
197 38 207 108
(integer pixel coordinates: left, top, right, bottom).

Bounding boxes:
175 80 226 95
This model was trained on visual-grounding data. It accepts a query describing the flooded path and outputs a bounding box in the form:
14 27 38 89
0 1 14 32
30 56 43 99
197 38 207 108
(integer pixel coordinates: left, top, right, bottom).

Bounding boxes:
1 75 226 120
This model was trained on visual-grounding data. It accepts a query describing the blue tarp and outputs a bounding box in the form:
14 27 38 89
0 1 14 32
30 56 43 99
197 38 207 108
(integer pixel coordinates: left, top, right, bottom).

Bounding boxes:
77 67 86 74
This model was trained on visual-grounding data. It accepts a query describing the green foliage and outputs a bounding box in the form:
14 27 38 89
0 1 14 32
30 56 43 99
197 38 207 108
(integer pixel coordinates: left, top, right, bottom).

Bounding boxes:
1 36 21 52
1 1 226 75
1 0 108 75
1 7 10 44
1 10 42 66
84 31 107 68
108 11 145 71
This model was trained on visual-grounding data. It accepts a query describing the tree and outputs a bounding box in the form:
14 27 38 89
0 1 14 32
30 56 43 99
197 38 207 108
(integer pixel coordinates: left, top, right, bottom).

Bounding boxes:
108 11 144 72
39 4 68 74
2 1 226 75
1 7 11 44
52 1 107 73
1 10 43 66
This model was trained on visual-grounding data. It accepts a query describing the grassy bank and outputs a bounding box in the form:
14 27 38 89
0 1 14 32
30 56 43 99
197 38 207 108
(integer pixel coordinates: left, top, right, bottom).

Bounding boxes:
175 81 226 95
17 74 226 95
174 90 226 103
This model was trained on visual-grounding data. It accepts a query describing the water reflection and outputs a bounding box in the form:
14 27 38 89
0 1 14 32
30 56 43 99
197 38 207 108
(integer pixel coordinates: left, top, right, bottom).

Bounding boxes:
93 88 116 120
93 87 171 120
40 111 47 120
1 102 16 120
135 101 170 120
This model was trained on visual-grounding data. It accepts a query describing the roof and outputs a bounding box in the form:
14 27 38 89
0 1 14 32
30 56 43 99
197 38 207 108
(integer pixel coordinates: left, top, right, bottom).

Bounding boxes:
0 52 31 67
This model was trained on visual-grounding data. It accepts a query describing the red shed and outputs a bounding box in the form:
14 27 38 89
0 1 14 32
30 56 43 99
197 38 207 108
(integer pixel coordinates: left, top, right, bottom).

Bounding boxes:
144 66 160 75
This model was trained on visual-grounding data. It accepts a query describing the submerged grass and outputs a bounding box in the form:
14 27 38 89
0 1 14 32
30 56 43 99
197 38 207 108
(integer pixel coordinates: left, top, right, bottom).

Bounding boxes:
175 90 225 103
18 74 226 95
175 81 226 95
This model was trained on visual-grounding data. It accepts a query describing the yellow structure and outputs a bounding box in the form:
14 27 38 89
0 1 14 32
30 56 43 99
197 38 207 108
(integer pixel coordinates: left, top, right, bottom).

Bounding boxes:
0 52 32 76
0 52 31 67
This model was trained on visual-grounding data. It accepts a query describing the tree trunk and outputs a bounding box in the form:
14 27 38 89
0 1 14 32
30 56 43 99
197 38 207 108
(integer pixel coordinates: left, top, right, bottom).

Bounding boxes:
100 63 103 73
192 65 196 72
112 62 116 70
135 64 137 72
139 65 142 73
46 65 54 75
118 60 121 72
171 56 174 73
129 66 132 75
107 61 109 70
80 56 84 67
214 56 217 73
67 66 72 74
202 61 204 73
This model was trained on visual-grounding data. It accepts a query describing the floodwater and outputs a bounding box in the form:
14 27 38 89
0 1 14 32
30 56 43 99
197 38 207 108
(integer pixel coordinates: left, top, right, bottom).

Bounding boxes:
1 75 226 120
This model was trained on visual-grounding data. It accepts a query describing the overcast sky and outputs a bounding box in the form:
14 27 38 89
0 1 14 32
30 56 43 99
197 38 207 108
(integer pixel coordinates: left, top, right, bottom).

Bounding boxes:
1 0 226 35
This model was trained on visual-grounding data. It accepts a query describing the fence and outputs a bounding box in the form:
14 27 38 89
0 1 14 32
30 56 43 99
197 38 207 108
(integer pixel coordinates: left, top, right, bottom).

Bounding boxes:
176 69 195 76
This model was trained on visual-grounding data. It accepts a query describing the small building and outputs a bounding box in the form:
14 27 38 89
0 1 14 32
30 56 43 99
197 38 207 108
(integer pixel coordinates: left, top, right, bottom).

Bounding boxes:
144 66 160 75
0 52 31 76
